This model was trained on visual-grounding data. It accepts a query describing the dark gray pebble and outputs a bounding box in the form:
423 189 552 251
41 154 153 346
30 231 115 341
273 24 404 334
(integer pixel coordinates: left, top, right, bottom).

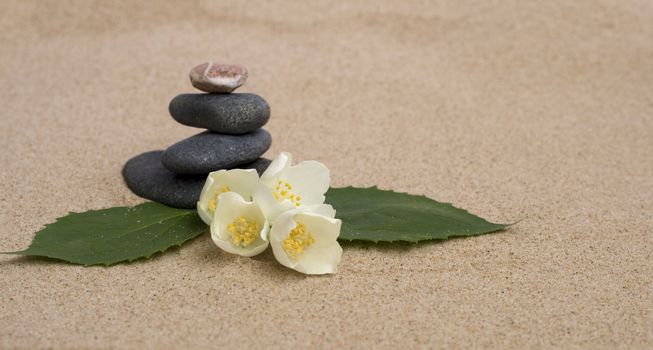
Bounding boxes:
169 93 270 134
122 150 206 208
236 157 271 175
161 129 271 175
122 151 271 208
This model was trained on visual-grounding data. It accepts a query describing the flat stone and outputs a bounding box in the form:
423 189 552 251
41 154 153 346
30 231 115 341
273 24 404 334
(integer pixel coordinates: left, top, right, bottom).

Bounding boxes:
122 150 206 208
169 93 270 134
189 62 248 93
122 151 271 209
237 157 271 175
161 129 272 175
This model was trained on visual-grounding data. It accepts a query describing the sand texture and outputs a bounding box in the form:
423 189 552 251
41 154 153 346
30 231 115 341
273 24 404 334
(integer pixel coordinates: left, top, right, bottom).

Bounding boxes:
1 0 651 348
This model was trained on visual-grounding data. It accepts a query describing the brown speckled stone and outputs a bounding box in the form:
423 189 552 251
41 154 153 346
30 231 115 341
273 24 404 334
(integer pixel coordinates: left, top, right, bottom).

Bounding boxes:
189 62 248 93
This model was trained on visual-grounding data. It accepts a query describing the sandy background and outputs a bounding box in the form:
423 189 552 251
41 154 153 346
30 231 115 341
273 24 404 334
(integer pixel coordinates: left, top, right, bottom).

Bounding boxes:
1 0 651 348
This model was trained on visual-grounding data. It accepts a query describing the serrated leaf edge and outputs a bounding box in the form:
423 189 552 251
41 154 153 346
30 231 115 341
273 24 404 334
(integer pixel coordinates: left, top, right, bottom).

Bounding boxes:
330 186 513 243
3 204 208 266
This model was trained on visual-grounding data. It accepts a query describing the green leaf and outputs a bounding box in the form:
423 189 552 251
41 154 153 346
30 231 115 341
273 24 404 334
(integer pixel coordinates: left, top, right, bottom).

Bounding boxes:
6 202 207 266
326 186 509 242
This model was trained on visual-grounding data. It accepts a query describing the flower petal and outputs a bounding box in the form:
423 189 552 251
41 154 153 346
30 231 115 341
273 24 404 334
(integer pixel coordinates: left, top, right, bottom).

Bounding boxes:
223 169 259 199
295 242 342 274
282 160 330 206
296 212 341 242
300 204 336 218
197 175 216 224
197 168 260 225
211 192 269 257
268 210 299 269
293 212 342 274
252 182 295 224
269 211 342 274
260 152 292 188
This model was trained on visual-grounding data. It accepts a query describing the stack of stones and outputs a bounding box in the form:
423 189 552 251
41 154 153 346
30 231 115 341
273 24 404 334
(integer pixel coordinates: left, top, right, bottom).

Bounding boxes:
122 62 272 208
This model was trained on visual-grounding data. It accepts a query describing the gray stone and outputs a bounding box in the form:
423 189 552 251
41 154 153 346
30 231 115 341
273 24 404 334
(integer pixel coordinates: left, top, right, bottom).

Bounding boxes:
122 150 206 208
161 129 272 175
169 93 270 134
189 62 248 93
122 151 271 209
236 157 271 175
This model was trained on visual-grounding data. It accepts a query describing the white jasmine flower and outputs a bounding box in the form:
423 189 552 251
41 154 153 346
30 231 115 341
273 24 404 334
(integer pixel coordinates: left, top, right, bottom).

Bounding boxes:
210 192 270 257
269 210 342 275
197 169 259 225
252 152 330 223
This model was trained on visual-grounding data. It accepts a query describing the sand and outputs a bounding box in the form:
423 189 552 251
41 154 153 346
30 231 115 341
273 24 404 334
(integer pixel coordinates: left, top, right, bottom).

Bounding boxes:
1 0 651 348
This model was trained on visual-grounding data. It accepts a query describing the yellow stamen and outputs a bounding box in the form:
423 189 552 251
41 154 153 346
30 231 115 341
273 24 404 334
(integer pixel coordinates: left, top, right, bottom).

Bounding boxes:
282 223 314 260
208 185 231 213
272 180 302 206
227 216 260 247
